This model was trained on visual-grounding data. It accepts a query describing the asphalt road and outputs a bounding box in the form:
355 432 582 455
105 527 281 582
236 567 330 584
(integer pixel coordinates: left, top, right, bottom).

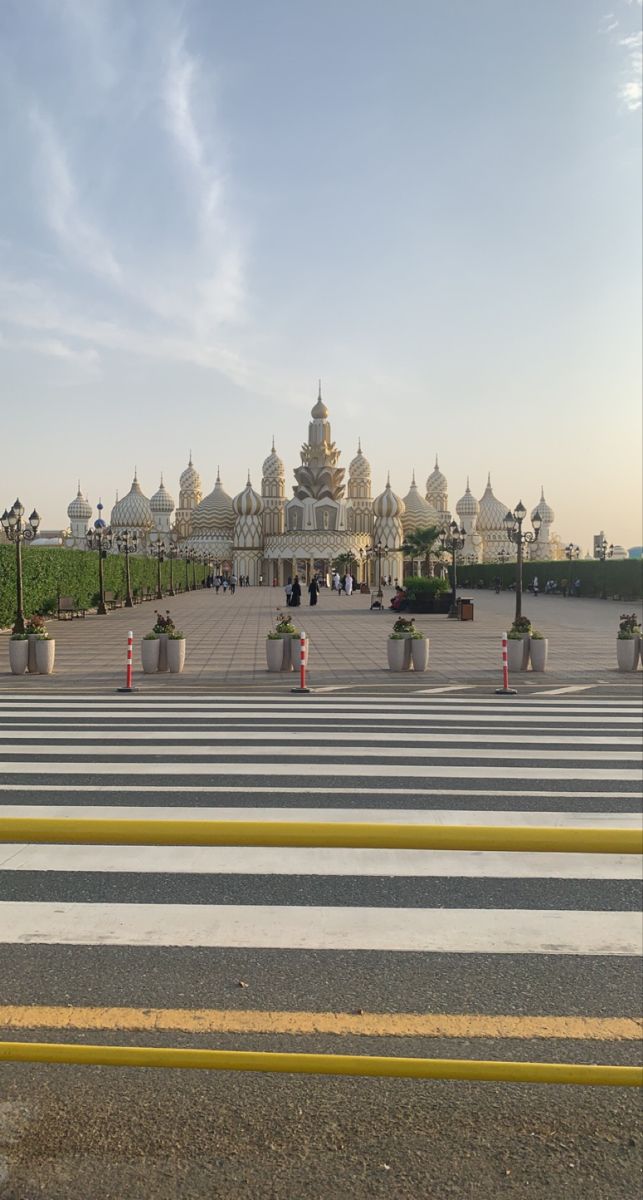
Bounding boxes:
0 691 641 1198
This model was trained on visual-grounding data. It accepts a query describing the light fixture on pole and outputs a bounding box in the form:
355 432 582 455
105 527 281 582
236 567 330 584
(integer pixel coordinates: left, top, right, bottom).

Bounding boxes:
1 499 41 633
86 512 113 615
114 529 138 608
166 541 178 597
503 502 541 622
596 538 614 600
439 520 466 618
150 539 166 600
365 541 384 605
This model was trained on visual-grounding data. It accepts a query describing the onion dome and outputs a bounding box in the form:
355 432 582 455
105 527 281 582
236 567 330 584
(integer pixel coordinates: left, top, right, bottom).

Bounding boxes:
311 380 328 420
402 472 438 532
111 471 152 529
477 473 509 531
179 452 201 498
531 486 555 525
94 500 106 530
348 439 371 484
373 474 405 519
150 475 175 515
233 473 264 517
456 478 480 520
192 469 235 532
262 437 285 482
426 455 447 499
67 483 92 522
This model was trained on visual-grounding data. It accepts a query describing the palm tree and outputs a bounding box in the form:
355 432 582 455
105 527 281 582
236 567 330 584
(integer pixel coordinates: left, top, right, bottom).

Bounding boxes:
401 525 444 577
333 551 356 576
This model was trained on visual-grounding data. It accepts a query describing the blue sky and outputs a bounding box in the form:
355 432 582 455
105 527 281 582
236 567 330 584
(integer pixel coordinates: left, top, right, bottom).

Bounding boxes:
0 0 641 549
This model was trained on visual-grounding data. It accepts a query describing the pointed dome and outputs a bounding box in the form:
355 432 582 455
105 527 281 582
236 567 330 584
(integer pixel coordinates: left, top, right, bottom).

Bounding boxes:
402 472 438 532
531 486 555 525
192 470 235 532
150 476 175 514
311 381 328 420
456 479 480 519
262 437 285 482
179 453 201 498
348 439 371 484
373 475 405 520
67 484 92 522
111 471 153 529
477 474 509 531
233 474 264 517
426 455 447 497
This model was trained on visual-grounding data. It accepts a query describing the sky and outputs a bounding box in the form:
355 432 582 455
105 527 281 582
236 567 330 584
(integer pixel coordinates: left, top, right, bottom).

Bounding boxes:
0 0 641 551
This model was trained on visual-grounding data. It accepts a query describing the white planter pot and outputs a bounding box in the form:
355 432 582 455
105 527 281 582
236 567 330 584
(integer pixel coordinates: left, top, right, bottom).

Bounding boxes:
507 635 530 673
529 638 548 673
141 639 160 673
158 633 169 672
35 639 55 675
9 639 29 675
387 639 412 671
266 639 284 671
27 634 39 673
279 635 294 672
410 639 429 672
616 638 639 672
167 638 186 674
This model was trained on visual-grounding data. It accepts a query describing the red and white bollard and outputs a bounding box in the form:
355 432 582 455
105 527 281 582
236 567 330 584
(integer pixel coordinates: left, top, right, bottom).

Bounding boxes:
495 631 516 696
117 630 139 693
291 631 311 693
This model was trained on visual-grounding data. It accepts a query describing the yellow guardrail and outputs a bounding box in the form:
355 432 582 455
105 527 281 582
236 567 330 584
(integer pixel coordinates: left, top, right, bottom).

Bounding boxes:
2 816 640 1086
1 817 641 855
1 1041 640 1087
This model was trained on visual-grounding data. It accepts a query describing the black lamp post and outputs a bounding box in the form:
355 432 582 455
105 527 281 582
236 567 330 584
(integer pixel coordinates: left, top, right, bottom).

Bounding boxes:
503 501 541 623
166 542 178 597
190 550 197 591
1 499 41 633
86 516 113 615
366 541 384 602
115 528 138 607
150 539 166 600
596 539 614 600
565 543 580 597
183 550 191 592
439 520 466 618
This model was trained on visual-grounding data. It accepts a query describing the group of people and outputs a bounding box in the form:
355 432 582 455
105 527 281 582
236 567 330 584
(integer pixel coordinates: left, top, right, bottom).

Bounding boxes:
284 576 321 607
208 573 241 594
332 571 354 596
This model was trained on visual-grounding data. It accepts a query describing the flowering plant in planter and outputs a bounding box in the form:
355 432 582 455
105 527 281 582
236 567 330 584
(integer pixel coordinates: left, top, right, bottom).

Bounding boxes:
25 616 47 636
617 613 641 640
153 610 176 634
10 632 29 641
392 617 416 635
508 616 532 639
270 612 299 637
143 632 159 640
168 629 185 640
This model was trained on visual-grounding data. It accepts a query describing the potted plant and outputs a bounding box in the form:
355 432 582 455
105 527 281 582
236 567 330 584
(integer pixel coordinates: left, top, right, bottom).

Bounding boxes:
34 630 55 674
8 632 29 675
410 628 429 672
153 610 175 672
507 616 531 672
266 631 284 672
616 613 641 672
387 619 415 670
25 615 47 673
529 629 548 672
268 613 300 672
167 628 186 673
141 632 160 673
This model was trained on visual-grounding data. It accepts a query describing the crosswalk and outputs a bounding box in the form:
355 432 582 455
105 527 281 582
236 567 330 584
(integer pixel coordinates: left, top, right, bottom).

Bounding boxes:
0 693 641 959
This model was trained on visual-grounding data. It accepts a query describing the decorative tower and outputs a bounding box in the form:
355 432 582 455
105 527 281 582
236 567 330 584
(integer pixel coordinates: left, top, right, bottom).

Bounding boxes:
233 473 264 584
373 474 405 585
455 479 483 563
292 384 345 502
150 475 175 540
346 440 373 535
425 456 450 526
175 453 202 541
530 487 555 560
261 437 286 538
478 473 513 563
66 483 92 547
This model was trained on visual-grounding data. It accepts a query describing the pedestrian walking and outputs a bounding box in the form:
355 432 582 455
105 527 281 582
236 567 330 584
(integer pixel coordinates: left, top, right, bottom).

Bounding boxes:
222 577 229 594
291 575 302 607
344 572 353 597
332 571 341 594
308 576 319 606
533 575 539 597
230 574 237 595
259 574 263 586
285 577 293 606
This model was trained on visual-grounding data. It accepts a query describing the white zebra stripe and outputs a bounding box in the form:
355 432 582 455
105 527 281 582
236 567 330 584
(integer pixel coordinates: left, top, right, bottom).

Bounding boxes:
0 761 637 780
1 729 636 746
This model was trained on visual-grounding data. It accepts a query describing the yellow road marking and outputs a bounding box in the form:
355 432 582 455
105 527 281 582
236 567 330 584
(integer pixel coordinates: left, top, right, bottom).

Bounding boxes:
0 1006 640 1040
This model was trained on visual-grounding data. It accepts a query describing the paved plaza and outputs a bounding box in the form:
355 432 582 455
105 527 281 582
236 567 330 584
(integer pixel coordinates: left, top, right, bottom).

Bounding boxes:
1 584 641 690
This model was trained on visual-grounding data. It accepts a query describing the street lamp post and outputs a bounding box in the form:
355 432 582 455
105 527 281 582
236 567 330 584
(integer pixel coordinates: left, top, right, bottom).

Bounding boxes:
1 499 41 633
191 551 197 591
439 521 466 618
366 541 384 603
183 551 191 592
503 502 541 623
86 518 113 615
565 543 580 597
166 542 178 597
115 529 138 608
596 539 614 600
150 539 166 600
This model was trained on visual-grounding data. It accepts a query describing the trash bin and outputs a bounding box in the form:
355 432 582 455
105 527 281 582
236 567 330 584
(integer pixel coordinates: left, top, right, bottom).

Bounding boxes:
458 598 474 621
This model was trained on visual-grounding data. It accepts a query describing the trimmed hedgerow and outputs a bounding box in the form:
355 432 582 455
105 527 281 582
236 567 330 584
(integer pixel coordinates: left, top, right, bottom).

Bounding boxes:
456 558 642 600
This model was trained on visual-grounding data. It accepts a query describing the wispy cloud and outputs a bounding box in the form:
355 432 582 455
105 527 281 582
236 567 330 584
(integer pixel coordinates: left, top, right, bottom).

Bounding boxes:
618 30 643 109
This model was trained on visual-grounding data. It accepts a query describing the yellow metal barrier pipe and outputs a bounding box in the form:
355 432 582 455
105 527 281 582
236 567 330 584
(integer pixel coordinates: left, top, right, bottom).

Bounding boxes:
1 1041 640 1086
0 818 641 854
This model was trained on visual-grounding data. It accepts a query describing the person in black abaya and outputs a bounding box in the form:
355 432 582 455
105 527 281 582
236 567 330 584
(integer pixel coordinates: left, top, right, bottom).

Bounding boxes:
308 576 319 606
291 575 302 607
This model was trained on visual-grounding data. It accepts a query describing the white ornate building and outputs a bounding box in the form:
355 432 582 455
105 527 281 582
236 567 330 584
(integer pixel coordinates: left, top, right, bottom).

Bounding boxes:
64 388 561 579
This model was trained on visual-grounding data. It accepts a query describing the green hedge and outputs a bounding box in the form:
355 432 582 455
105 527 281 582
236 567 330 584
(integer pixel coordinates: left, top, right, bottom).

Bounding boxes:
456 559 642 600
405 575 449 597
0 545 205 629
